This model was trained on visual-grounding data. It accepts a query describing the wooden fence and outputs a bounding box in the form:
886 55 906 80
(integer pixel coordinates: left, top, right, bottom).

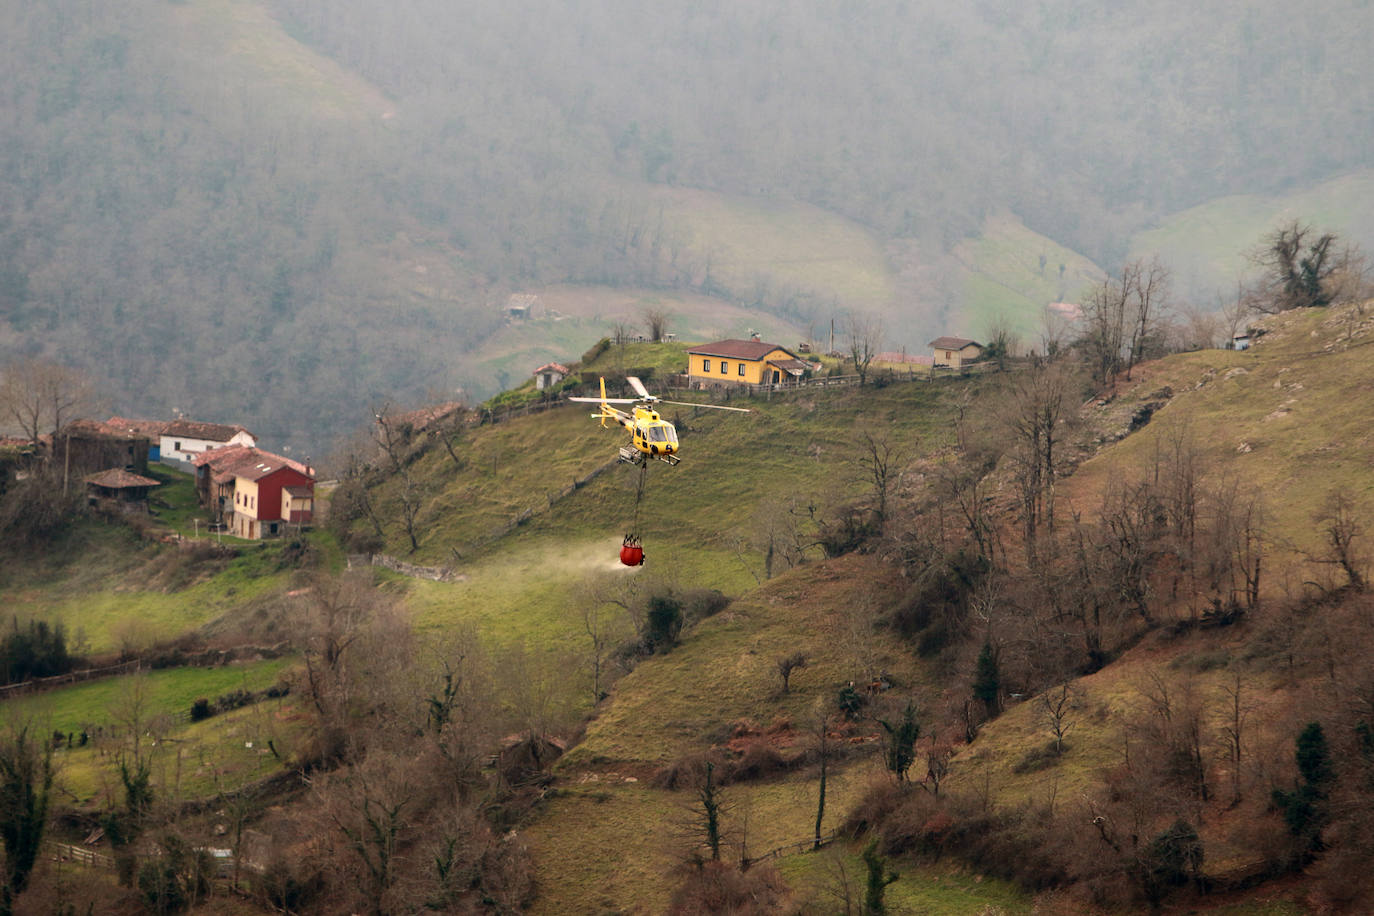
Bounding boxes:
47 842 116 870
0 659 142 700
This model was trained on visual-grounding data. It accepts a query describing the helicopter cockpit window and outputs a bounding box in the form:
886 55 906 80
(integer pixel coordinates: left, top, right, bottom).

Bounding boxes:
647 425 673 443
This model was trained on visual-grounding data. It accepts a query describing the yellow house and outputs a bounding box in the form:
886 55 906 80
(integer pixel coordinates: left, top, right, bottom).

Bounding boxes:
929 336 984 369
686 339 809 387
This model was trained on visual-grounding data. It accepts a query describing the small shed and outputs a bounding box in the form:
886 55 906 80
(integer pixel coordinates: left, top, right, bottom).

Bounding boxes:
86 468 160 511
506 293 540 319
533 363 570 391
929 336 984 369
1231 333 1252 351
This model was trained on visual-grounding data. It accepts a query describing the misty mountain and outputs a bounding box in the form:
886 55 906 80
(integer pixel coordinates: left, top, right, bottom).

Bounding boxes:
2 0 1372 453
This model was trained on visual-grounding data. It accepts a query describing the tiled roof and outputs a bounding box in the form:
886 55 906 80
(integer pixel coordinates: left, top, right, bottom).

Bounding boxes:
59 419 147 441
928 336 981 350
533 363 570 375
194 445 311 478
163 419 254 443
86 468 160 489
192 444 254 469
106 417 171 438
687 339 796 361
768 358 812 374
284 486 313 497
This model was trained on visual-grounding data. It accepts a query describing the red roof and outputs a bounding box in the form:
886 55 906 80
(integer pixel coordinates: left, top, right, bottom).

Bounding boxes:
687 339 797 361
86 468 160 489
194 445 311 478
106 417 171 438
163 419 254 443
59 419 147 440
533 363 570 375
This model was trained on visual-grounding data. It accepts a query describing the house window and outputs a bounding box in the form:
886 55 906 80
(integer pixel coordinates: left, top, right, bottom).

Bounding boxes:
702 359 711 372
174 441 182 451
738 363 746 376
721 361 729 374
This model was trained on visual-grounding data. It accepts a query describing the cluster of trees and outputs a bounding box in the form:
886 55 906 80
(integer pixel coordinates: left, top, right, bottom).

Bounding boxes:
754 230 1374 907
0 618 74 685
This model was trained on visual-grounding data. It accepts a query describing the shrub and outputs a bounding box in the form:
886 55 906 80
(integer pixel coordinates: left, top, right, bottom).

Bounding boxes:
214 688 253 713
1012 741 1065 774
837 684 867 720
681 588 730 623
728 740 793 783
189 698 212 722
668 860 791 915
645 593 684 651
581 337 611 364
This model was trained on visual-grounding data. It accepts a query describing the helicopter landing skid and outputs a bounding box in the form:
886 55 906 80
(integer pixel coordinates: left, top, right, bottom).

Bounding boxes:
617 446 679 467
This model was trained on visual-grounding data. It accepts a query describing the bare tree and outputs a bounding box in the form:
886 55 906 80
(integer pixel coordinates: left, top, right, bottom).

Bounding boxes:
0 358 99 445
1125 258 1170 379
582 600 619 705
999 360 1074 564
641 306 670 342
1039 682 1079 754
1078 258 1171 386
1221 279 1252 347
1217 671 1251 804
313 753 416 916
1312 492 1367 592
858 432 896 527
775 652 808 694
845 314 882 386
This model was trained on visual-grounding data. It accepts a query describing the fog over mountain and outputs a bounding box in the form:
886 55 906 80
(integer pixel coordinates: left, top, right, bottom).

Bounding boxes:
2 0 1372 452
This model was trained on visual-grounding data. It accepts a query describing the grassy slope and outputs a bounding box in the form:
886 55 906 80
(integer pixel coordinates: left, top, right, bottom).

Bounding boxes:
8 660 296 805
1064 301 1374 573
164 0 395 121
646 185 898 311
1128 168 1374 302
6 536 295 655
519 303 1374 911
953 210 1106 339
371 375 960 680
941 301 1374 893
524 556 1034 915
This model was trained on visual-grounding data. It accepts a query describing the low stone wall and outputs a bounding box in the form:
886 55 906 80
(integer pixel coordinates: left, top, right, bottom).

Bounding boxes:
348 553 465 582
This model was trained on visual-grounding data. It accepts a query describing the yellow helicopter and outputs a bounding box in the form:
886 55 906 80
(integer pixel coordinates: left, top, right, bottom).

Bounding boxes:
570 375 748 466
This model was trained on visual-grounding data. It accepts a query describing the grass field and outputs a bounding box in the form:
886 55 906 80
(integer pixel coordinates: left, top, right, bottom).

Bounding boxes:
953 210 1105 339
1063 301 1374 581
519 554 1039 913
1128 167 1374 303
5 658 297 804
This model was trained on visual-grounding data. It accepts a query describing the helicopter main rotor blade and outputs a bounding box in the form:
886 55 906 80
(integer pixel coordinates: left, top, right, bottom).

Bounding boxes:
657 399 750 412
568 396 639 405
626 376 651 399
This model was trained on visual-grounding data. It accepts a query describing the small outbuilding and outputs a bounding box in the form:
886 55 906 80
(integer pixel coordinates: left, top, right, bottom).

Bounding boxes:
86 468 160 511
929 336 984 369
533 363 570 390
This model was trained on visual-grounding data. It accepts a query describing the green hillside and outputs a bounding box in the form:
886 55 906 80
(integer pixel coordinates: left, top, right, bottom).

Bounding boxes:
1129 168 1374 304
7 303 1374 910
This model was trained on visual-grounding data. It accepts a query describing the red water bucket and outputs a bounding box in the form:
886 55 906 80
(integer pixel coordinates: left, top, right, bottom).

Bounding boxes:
620 544 644 566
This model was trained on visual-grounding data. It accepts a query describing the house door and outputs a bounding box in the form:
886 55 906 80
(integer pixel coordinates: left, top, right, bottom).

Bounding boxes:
772 370 780 384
